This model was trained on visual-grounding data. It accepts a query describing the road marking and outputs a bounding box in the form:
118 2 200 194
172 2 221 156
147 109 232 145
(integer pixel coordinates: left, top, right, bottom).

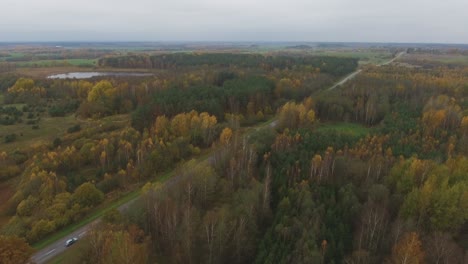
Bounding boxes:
78 231 87 237
45 249 56 256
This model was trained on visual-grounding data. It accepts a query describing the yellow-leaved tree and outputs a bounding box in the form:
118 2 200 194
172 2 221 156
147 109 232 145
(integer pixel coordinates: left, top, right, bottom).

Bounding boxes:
0 235 34 264
388 232 425 264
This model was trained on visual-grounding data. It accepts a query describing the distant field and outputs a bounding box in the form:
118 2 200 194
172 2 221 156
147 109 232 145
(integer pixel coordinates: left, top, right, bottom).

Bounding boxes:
400 53 468 66
16 58 97 67
9 52 25 58
0 52 25 61
315 50 393 65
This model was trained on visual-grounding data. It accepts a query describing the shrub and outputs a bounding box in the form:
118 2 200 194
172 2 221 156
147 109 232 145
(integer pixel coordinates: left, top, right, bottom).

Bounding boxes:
4 133 17 143
67 124 81 133
53 137 62 148
48 106 66 117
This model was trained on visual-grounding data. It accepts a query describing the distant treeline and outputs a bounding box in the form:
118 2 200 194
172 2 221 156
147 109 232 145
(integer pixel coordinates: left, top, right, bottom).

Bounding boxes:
3 49 108 62
98 53 358 76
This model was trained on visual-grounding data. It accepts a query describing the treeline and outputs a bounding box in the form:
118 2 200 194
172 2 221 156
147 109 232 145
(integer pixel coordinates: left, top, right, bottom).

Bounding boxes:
98 53 358 76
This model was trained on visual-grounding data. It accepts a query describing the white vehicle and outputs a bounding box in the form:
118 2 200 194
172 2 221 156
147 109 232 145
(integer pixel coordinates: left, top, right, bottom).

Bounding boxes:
65 237 78 247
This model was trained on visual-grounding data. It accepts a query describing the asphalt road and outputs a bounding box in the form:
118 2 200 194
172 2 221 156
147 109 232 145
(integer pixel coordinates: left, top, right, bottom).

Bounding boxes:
31 52 405 263
31 195 141 264
31 222 93 264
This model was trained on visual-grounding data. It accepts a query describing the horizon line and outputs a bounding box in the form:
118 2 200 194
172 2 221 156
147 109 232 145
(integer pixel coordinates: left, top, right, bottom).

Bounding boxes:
0 40 467 44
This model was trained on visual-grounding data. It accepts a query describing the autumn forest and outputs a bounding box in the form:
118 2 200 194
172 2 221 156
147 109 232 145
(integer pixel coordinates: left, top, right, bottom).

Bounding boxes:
0 44 467 264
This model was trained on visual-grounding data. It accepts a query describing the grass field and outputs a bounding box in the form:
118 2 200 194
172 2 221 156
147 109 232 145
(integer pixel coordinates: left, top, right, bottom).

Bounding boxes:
0 51 97 67
0 94 4 104
315 122 371 137
0 114 81 152
0 114 131 153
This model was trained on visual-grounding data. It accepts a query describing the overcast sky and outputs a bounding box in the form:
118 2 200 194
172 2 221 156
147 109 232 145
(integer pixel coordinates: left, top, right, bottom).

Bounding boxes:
1 0 467 43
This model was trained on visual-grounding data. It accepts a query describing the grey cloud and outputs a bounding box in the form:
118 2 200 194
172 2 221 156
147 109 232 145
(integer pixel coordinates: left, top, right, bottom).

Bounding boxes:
0 0 467 43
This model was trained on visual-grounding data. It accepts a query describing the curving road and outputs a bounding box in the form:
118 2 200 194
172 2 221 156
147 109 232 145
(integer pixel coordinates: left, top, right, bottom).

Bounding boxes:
31 51 405 264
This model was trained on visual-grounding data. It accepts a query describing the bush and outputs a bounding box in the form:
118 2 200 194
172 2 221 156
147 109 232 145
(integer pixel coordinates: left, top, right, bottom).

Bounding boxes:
48 105 66 117
72 182 104 207
67 124 81 133
9 151 28 164
53 137 62 148
102 208 123 224
4 133 17 143
0 165 21 181
0 117 15 125
31 125 39 130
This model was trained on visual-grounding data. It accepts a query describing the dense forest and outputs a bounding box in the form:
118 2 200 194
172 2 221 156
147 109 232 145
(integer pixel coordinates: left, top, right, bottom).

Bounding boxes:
0 52 467 264
98 53 358 76
88 56 467 264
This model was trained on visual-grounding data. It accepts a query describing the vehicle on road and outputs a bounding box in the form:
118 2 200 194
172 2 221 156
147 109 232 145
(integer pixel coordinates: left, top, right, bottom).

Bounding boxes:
65 237 78 247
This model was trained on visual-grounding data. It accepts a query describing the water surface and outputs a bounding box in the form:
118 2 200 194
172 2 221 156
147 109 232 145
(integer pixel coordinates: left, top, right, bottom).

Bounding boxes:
47 72 153 79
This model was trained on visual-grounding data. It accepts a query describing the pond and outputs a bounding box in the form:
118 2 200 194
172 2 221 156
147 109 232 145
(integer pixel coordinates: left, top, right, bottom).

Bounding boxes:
47 72 153 79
